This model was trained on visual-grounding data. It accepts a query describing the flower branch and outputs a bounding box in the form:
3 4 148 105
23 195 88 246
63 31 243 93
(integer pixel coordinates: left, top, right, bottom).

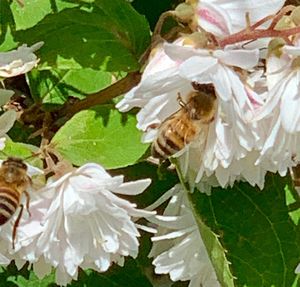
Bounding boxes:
218 5 299 47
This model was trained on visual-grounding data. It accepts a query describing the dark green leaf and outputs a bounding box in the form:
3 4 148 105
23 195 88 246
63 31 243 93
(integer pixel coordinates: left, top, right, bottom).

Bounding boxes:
27 68 111 107
14 0 150 72
191 173 300 287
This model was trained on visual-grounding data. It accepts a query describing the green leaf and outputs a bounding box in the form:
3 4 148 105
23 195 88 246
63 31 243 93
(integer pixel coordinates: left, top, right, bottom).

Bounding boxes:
11 0 77 30
51 106 149 169
0 0 17 49
191 173 300 287
69 258 153 287
1 139 42 168
27 68 112 107
14 0 150 72
8 270 55 287
187 194 235 287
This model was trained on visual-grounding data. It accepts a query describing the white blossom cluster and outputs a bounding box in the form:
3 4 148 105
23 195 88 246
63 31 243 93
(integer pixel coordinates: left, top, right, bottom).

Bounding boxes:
117 0 300 190
116 0 300 283
0 1 299 286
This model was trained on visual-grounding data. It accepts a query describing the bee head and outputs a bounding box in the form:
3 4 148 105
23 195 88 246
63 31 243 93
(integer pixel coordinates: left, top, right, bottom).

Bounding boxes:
187 89 217 121
2 157 28 171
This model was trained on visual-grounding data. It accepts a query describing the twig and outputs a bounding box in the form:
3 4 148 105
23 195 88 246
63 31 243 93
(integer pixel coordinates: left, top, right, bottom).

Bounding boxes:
219 26 300 47
60 71 141 118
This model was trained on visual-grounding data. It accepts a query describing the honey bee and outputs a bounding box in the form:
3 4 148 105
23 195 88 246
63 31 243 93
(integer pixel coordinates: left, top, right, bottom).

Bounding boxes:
0 157 31 248
151 82 217 160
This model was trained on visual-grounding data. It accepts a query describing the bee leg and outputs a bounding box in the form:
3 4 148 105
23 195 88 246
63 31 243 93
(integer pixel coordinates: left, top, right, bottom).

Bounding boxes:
177 93 187 109
23 190 31 217
12 204 24 250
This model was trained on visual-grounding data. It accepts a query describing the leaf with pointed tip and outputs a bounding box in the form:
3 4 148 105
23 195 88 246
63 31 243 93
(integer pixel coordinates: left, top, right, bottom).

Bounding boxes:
191 173 300 287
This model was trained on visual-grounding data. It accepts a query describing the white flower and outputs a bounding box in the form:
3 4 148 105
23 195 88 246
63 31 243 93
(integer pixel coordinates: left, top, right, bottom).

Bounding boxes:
117 40 270 188
195 0 285 37
253 40 300 174
13 163 152 286
148 184 220 287
296 263 300 274
0 42 43 78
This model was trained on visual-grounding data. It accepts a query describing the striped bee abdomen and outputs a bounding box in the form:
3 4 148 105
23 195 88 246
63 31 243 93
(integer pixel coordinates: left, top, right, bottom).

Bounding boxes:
151 116 197 160
0 187 19 225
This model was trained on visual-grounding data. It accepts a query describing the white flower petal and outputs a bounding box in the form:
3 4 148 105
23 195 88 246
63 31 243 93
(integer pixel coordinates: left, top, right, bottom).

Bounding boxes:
149 185 220 286
0 110 17 135
0 89 14 106
0 42 43 78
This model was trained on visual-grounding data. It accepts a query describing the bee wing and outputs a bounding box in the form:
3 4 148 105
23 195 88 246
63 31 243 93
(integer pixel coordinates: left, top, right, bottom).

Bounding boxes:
176 123 210 179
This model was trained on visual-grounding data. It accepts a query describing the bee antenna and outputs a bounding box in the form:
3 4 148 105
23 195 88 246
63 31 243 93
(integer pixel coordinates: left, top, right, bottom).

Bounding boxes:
23 152 40 161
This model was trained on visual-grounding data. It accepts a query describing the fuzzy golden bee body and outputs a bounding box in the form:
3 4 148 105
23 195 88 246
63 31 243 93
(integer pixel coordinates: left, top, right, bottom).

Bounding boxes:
0 157 31 247
151 83 217 160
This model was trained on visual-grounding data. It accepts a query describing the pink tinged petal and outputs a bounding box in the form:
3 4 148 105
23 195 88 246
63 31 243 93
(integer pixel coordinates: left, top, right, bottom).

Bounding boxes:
143 44 178 75
214 49 259 69
197 2 232 36
280 73 300 132
201 0 284 35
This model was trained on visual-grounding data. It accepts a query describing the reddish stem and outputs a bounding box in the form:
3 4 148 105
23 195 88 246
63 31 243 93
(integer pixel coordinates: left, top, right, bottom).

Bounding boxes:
219 26 300 47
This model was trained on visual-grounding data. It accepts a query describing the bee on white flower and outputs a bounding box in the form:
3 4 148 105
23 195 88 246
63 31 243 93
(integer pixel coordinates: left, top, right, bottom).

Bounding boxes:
117 37 270 188
7 163 153 286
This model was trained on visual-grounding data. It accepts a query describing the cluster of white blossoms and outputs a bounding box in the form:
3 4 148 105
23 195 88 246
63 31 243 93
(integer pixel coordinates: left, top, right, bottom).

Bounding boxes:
0 163 154 285
0 1 299 286
117 0 300 190
116 0 300 284
0 43 157 285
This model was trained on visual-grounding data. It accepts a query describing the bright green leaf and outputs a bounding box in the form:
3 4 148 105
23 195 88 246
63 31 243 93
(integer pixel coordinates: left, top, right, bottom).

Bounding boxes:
51 106 149 169
1 139 42 168
11 0 77 30
8 270 55 287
